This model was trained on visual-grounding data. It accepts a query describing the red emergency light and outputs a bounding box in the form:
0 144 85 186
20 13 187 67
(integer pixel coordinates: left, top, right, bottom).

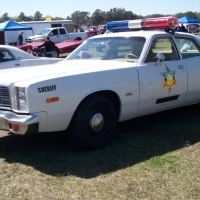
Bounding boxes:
134 17 178 29
106 16 179 33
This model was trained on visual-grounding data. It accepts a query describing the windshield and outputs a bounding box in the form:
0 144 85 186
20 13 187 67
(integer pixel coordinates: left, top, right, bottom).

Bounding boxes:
65 36 146 62
39 29 51 35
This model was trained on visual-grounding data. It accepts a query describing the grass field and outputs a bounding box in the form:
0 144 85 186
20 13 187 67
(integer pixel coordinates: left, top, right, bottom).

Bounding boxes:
0 103 199 199
59 53 69 58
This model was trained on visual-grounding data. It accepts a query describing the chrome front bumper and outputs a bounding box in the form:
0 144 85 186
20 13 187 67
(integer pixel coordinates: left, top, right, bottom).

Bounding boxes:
0 110 39 135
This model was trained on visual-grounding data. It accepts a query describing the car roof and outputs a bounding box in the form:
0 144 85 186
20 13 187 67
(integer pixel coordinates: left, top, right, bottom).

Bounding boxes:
89 30 196 40
0 45 36 59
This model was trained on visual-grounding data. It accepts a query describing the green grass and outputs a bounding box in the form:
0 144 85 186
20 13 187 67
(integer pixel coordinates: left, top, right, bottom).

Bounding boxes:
59 53 70 58
138 154 180 171
0 103 200 199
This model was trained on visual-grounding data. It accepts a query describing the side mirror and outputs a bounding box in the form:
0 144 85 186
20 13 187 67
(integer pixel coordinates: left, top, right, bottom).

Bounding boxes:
155 53 165 66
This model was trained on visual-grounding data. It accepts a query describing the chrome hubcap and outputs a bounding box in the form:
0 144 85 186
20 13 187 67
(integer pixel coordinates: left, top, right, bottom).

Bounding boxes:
89 113 104 132
52 51 57 57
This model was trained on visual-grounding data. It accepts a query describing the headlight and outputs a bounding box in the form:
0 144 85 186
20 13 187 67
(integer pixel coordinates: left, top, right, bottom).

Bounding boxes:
15 87 27 111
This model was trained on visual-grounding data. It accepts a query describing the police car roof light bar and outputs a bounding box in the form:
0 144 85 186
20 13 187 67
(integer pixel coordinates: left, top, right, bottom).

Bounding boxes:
106 17 179 33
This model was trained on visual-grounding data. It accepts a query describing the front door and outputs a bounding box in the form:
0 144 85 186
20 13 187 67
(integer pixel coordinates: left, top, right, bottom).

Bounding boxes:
49 29 60 43
137 36 187 112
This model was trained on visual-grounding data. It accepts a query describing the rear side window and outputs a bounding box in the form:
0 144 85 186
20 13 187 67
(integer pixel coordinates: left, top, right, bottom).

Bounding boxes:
174 37 200 59
59 28 66 35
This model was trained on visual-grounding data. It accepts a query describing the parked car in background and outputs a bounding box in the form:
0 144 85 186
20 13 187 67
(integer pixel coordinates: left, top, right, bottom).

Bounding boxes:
98 25 106 34
4 19 75 45
87 26 98 38
0 45 63 70
26 27 87 43
186 24 200 34
87 25 106 38
18 39 84 58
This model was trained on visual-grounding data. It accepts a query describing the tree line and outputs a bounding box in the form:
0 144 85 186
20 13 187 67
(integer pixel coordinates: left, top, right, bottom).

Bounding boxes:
0 8 200 28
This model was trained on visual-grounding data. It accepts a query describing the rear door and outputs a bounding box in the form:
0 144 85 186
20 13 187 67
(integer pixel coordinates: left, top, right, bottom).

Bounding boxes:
58 28 68 42
174 36 200 102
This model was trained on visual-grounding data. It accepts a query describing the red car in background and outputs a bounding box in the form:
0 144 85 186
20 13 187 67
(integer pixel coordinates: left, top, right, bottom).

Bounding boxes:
87 27 98 38
98 25 106 34
87 25 106 38
18 39 83 58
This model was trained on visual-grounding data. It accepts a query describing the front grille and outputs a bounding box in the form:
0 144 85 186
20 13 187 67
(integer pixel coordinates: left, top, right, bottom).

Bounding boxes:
0 86 10 108
25 38 33 43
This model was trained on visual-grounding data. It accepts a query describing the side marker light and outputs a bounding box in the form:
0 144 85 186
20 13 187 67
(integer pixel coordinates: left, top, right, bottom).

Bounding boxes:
46 97 59 103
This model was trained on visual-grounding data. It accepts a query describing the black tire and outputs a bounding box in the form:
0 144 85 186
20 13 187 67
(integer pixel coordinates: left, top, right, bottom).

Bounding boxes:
68 94 117 150
74 37 82 40
40 50 45 57
33 48 45 57
52 47 59 58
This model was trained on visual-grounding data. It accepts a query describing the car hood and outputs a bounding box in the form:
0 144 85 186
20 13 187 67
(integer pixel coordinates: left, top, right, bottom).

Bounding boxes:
28 35 45 40
0 60 136 86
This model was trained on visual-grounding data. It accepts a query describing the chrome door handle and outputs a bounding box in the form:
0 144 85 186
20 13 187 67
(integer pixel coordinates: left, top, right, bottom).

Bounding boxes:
178 65 184 69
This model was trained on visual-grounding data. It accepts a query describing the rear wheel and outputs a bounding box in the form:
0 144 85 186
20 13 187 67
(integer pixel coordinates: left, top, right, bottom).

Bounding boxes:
68 94 117 150
52 47 59 58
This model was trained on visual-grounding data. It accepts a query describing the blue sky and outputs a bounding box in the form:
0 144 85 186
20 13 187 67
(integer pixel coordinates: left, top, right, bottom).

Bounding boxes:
0 0 199 18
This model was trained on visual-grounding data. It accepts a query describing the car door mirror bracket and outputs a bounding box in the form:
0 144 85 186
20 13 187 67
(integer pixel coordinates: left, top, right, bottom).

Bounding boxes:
155 53 165 66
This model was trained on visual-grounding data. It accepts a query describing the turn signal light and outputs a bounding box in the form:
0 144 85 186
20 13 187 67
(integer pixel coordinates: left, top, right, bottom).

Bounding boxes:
10 124 19 131
46 97 59 103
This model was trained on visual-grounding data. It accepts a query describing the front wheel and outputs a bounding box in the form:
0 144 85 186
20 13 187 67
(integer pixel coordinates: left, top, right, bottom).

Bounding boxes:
40 50 45 57
68 94 117 150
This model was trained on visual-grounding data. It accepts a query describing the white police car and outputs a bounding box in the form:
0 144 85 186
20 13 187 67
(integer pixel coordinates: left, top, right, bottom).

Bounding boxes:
0 17 200 150
0 45 63 70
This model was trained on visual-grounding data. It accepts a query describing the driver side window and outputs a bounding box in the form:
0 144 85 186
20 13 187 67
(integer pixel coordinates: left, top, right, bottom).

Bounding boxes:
0 50 14 63
145 37 178 63
50 29 59 36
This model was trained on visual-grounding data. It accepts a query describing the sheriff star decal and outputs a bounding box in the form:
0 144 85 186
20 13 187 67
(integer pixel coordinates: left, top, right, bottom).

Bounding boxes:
160 65 178 95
